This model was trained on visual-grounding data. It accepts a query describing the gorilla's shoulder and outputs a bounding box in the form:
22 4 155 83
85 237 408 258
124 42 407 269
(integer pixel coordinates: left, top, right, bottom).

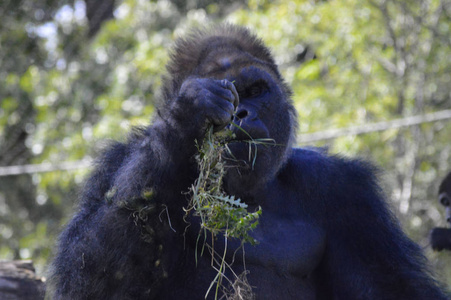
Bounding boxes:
284 147 333 172
280 147 381 191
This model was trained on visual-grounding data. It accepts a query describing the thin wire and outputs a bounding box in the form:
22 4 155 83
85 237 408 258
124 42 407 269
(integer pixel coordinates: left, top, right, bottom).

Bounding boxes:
0 159 92 176
297 109 451 144
0 109 450 176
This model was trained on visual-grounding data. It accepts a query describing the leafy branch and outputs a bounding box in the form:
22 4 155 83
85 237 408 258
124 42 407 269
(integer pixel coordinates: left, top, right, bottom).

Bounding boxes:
185 125 273 300
187 126 262 246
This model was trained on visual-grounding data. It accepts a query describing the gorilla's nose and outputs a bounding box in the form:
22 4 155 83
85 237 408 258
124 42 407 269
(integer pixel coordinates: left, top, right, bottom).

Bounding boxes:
234 108 249 120
234 104 258 122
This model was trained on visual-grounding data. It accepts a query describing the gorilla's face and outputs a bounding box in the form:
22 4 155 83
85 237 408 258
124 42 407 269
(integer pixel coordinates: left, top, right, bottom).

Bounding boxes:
197 48 296 199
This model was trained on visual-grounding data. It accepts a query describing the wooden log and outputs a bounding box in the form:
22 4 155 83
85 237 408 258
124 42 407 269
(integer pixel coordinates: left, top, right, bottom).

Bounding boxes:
0 260 45 300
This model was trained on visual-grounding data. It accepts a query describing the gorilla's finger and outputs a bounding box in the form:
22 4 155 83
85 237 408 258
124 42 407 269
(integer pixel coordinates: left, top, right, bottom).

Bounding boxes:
202 80 237 106
204 94 235 130
207 96 235 121
219 79 240 108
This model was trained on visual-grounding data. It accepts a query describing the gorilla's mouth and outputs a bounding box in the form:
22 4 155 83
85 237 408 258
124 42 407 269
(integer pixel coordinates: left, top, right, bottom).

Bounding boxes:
223 141 252 168
229 127 261 141
223 140 271 173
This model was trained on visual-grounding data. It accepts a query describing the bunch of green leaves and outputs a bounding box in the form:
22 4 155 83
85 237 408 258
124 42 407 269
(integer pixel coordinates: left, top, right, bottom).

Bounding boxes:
187 126 262 246
186 125 265 299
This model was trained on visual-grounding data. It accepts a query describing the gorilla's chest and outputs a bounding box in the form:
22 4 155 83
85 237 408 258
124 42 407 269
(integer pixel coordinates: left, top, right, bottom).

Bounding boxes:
244 212 326 277
180 193 326 299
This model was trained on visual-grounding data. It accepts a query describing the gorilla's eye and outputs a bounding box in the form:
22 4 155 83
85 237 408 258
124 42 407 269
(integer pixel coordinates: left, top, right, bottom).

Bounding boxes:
439 193 450 206
249 86 263 97
246 81 268 98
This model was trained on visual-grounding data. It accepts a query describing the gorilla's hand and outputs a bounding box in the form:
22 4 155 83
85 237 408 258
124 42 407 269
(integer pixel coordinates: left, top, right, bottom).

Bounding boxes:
173 78 239 135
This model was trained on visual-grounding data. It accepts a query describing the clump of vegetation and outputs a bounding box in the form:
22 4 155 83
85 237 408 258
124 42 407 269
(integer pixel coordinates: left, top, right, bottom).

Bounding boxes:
187 127 262 246
186 125 271 300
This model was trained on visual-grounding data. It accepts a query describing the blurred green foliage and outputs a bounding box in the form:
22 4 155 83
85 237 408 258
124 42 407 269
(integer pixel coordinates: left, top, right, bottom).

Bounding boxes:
0 0 450 285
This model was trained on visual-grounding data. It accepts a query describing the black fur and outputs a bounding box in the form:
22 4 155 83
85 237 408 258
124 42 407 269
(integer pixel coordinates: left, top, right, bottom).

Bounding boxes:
48 25 448 299
439 172 451 196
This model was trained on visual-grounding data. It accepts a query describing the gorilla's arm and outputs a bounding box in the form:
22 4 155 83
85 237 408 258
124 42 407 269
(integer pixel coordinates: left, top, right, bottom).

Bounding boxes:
48 78 239 299
315 156 447 299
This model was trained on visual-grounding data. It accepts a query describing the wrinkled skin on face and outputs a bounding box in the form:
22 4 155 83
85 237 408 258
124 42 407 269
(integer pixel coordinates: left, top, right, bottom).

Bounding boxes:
164 35 297 200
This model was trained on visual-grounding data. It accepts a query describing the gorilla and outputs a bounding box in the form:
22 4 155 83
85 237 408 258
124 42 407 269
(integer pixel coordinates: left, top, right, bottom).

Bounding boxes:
48 25 448 299
431 171 451 251
439 172 451 208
